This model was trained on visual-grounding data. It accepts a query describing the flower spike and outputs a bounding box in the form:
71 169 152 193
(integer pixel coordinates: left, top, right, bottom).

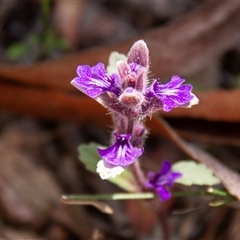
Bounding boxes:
71 40 199 180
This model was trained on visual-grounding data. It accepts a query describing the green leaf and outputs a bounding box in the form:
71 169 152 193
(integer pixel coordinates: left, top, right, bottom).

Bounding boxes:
7 43 28 60
172 160 221 186
78 142 101 173
78 143 138 192
109 169 138 192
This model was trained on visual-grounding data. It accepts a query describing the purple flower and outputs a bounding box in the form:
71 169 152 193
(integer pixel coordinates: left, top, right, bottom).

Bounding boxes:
146 160 182 201
71 63 121 98
97 133 144 167
146 76 196 112
70 40 199 179
71 41 198 117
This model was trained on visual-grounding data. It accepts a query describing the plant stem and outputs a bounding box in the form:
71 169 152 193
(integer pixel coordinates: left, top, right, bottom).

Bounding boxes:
40 0 51 58
61 192 155 201
130 159 147 190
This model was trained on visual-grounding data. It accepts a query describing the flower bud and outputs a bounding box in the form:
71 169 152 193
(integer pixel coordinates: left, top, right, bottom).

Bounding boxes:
135 66 148 92
119 87 144 107
117 60 131 80
127 40 149 68
131 122 147 147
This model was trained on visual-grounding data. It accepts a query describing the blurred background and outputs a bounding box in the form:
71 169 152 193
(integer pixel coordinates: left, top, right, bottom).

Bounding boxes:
0 0 240 239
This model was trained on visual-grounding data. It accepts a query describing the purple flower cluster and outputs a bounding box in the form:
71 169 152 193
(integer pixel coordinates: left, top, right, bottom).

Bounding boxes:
71 40 198 179
146 161 182 201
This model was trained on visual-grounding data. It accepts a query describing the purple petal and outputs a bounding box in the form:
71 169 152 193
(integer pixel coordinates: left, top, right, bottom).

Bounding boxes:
166 172 183 187
71 63 121 98
91 62 106 78
145 76 194 112
156 186 171 201
97 133 144 167
159 160 171 175
160 75 185 88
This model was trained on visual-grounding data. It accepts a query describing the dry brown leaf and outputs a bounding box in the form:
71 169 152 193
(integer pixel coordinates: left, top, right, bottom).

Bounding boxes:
1 79 240 147
1 80 240 147
0 226 42 240
125 200 158 234
0 126 62 225
0 2 240 128
0 1 240 91
2 80 240 123
163 89 240 122
0 123 93 238
0 82 109 125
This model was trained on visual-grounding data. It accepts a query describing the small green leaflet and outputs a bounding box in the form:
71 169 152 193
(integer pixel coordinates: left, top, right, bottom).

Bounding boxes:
78 142 101 173
172 160 221 186
78 142 138 192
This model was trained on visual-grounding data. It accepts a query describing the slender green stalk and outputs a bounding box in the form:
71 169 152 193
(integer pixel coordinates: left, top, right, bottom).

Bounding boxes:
61 192 155 202
206 187 233 197
172 191 205 197
173 187 236 201
40 0 51 58
42 0 50 30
